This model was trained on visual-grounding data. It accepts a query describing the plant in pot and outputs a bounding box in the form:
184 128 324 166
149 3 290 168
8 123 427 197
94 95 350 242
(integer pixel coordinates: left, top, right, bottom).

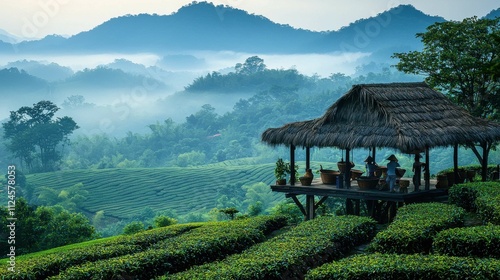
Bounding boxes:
275 158 289 185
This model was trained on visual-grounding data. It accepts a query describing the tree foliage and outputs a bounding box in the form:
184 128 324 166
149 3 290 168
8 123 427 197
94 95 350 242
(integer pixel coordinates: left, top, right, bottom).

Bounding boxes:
393 17 500 180
0 198 96 255
2 100 79 172
393 17 500 120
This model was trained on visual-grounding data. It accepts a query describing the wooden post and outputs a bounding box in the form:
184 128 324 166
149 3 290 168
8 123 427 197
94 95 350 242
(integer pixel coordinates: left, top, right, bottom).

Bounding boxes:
425 146 430 190
345 148 351 189
290 145 296 185
372 147 376 163
453 144 458 185
346 198 354 214
305 195 315 220
305 147 311 170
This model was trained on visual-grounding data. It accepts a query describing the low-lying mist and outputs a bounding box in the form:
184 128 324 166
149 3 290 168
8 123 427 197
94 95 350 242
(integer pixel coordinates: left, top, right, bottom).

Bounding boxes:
1 50 374 137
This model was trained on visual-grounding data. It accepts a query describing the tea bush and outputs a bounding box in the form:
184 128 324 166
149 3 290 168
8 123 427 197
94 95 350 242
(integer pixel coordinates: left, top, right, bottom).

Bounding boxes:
0 224 198 280
306 253 500 280
433 224 500 257
449 182 500 224
49 215 287 280
368 202 465 254
166 215 376 280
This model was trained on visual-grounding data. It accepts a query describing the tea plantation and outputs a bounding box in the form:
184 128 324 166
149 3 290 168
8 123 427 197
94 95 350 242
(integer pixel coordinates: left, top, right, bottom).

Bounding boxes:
1 182 499 279
24 161 280 219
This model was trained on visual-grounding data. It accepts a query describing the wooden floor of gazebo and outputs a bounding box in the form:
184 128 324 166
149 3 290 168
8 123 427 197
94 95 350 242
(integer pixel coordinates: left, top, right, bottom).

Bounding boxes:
271 178 449 223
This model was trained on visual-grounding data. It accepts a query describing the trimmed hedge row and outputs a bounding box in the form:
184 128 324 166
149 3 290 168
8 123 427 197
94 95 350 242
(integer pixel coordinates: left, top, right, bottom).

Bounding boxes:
306 253 500 280
449 182 500 224
433 224 500 258
0 224 198 280
368 202 465 254
49 215 288 280
165 215 376 280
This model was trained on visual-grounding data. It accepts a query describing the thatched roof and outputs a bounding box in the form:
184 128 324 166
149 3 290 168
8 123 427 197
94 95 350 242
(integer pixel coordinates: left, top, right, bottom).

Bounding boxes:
261 82 500 153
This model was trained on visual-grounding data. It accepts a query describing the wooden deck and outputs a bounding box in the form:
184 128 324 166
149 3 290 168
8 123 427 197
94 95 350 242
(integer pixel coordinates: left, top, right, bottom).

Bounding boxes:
271 178 448 223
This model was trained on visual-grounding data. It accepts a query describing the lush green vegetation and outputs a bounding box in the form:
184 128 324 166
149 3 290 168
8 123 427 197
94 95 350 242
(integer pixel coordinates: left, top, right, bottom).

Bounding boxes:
48 216 287 280
448 181 500 223
306 254 500 280
368 203 465 254
2 184 500 278
167 215 375 280
0 223 199 279
433 224 500 257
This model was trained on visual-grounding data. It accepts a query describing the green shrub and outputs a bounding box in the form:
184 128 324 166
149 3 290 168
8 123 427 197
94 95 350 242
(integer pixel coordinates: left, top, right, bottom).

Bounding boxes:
306 253 500 280
154 215 178 228
368 203 465 254
0 224 197 280
50 215 288 280
166 215 376 280
433 224 500 257
122 221 145 235
449 182 500 224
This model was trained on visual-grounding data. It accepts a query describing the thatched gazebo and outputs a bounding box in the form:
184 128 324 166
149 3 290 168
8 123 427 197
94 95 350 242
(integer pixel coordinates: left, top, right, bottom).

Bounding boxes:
262 82 500 187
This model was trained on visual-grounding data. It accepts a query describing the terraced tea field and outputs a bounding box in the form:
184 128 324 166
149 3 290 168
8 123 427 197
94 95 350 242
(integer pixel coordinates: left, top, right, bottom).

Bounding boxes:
26 161 281 219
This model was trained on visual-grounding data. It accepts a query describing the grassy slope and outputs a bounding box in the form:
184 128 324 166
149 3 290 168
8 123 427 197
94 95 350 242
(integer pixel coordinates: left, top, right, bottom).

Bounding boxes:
25 161 281 219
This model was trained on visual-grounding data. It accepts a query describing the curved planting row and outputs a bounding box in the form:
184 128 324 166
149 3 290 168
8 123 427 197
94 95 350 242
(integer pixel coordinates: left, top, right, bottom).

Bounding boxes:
306 253 500 280
433 224 500 258
0 224 199 280
368 202 465 254
47 215 287 280
26 165 275 218
448 181 500 224
165 215 376 280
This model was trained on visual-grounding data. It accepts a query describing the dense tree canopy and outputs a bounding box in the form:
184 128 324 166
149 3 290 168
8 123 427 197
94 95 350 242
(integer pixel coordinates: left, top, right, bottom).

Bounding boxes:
393 17 500 180
2 101 79 172
393 17 500 120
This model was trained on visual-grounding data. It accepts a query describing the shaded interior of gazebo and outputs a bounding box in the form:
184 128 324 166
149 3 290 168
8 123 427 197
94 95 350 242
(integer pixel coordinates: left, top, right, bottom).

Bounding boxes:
261 82 500 220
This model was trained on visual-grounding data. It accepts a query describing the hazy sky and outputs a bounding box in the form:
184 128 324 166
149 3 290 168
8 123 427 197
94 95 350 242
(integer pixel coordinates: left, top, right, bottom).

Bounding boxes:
0 0 499 39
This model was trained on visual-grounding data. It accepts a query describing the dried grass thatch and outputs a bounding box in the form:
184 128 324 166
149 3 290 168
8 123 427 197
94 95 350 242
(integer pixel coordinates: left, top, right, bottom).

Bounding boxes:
261 82 500 153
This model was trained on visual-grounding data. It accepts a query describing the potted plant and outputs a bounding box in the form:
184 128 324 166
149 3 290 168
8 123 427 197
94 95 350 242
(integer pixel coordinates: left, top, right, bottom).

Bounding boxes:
274 158 298 185
274 158 289 185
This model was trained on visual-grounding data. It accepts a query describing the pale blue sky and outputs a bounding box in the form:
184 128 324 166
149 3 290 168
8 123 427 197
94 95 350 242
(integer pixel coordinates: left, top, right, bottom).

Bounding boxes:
1 0 499 39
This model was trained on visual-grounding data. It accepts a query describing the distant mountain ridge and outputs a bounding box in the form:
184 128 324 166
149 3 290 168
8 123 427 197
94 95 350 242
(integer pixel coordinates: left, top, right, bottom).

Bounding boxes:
0 2 459 55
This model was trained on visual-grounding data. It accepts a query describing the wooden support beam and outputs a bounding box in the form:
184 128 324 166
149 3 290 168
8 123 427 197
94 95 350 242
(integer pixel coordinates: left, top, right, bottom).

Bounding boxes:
305 195 315 220
290 145 296 185
345 148 351 189
453 144 458 185
425 146 430 190
286 194 306 216
355 199 360 215
346 198 354 215
305 147 311 170
314 196 328 210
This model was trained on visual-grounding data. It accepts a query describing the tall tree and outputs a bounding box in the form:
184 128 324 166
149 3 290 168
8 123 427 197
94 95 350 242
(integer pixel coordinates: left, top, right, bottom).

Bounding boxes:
235 56 266 75
393 17 500 181
2 101 79 172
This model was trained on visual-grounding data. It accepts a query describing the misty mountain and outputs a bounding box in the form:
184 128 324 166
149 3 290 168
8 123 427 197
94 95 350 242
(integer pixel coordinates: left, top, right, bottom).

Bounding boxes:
0 67 48 90
314 4 446 58
103 58 200 90
0 29 20 44
0 2 454 55
4 60 74 82
56 66 169 91
485 8 500 19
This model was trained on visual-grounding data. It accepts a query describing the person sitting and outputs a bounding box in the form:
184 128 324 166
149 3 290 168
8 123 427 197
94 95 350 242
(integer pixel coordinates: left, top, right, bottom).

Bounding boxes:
386 154 400 193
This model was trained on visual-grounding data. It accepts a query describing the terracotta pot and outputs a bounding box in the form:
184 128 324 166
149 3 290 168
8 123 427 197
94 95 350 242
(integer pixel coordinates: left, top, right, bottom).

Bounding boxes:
357 176 379 190
320 170 340 185
299 177 313 186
